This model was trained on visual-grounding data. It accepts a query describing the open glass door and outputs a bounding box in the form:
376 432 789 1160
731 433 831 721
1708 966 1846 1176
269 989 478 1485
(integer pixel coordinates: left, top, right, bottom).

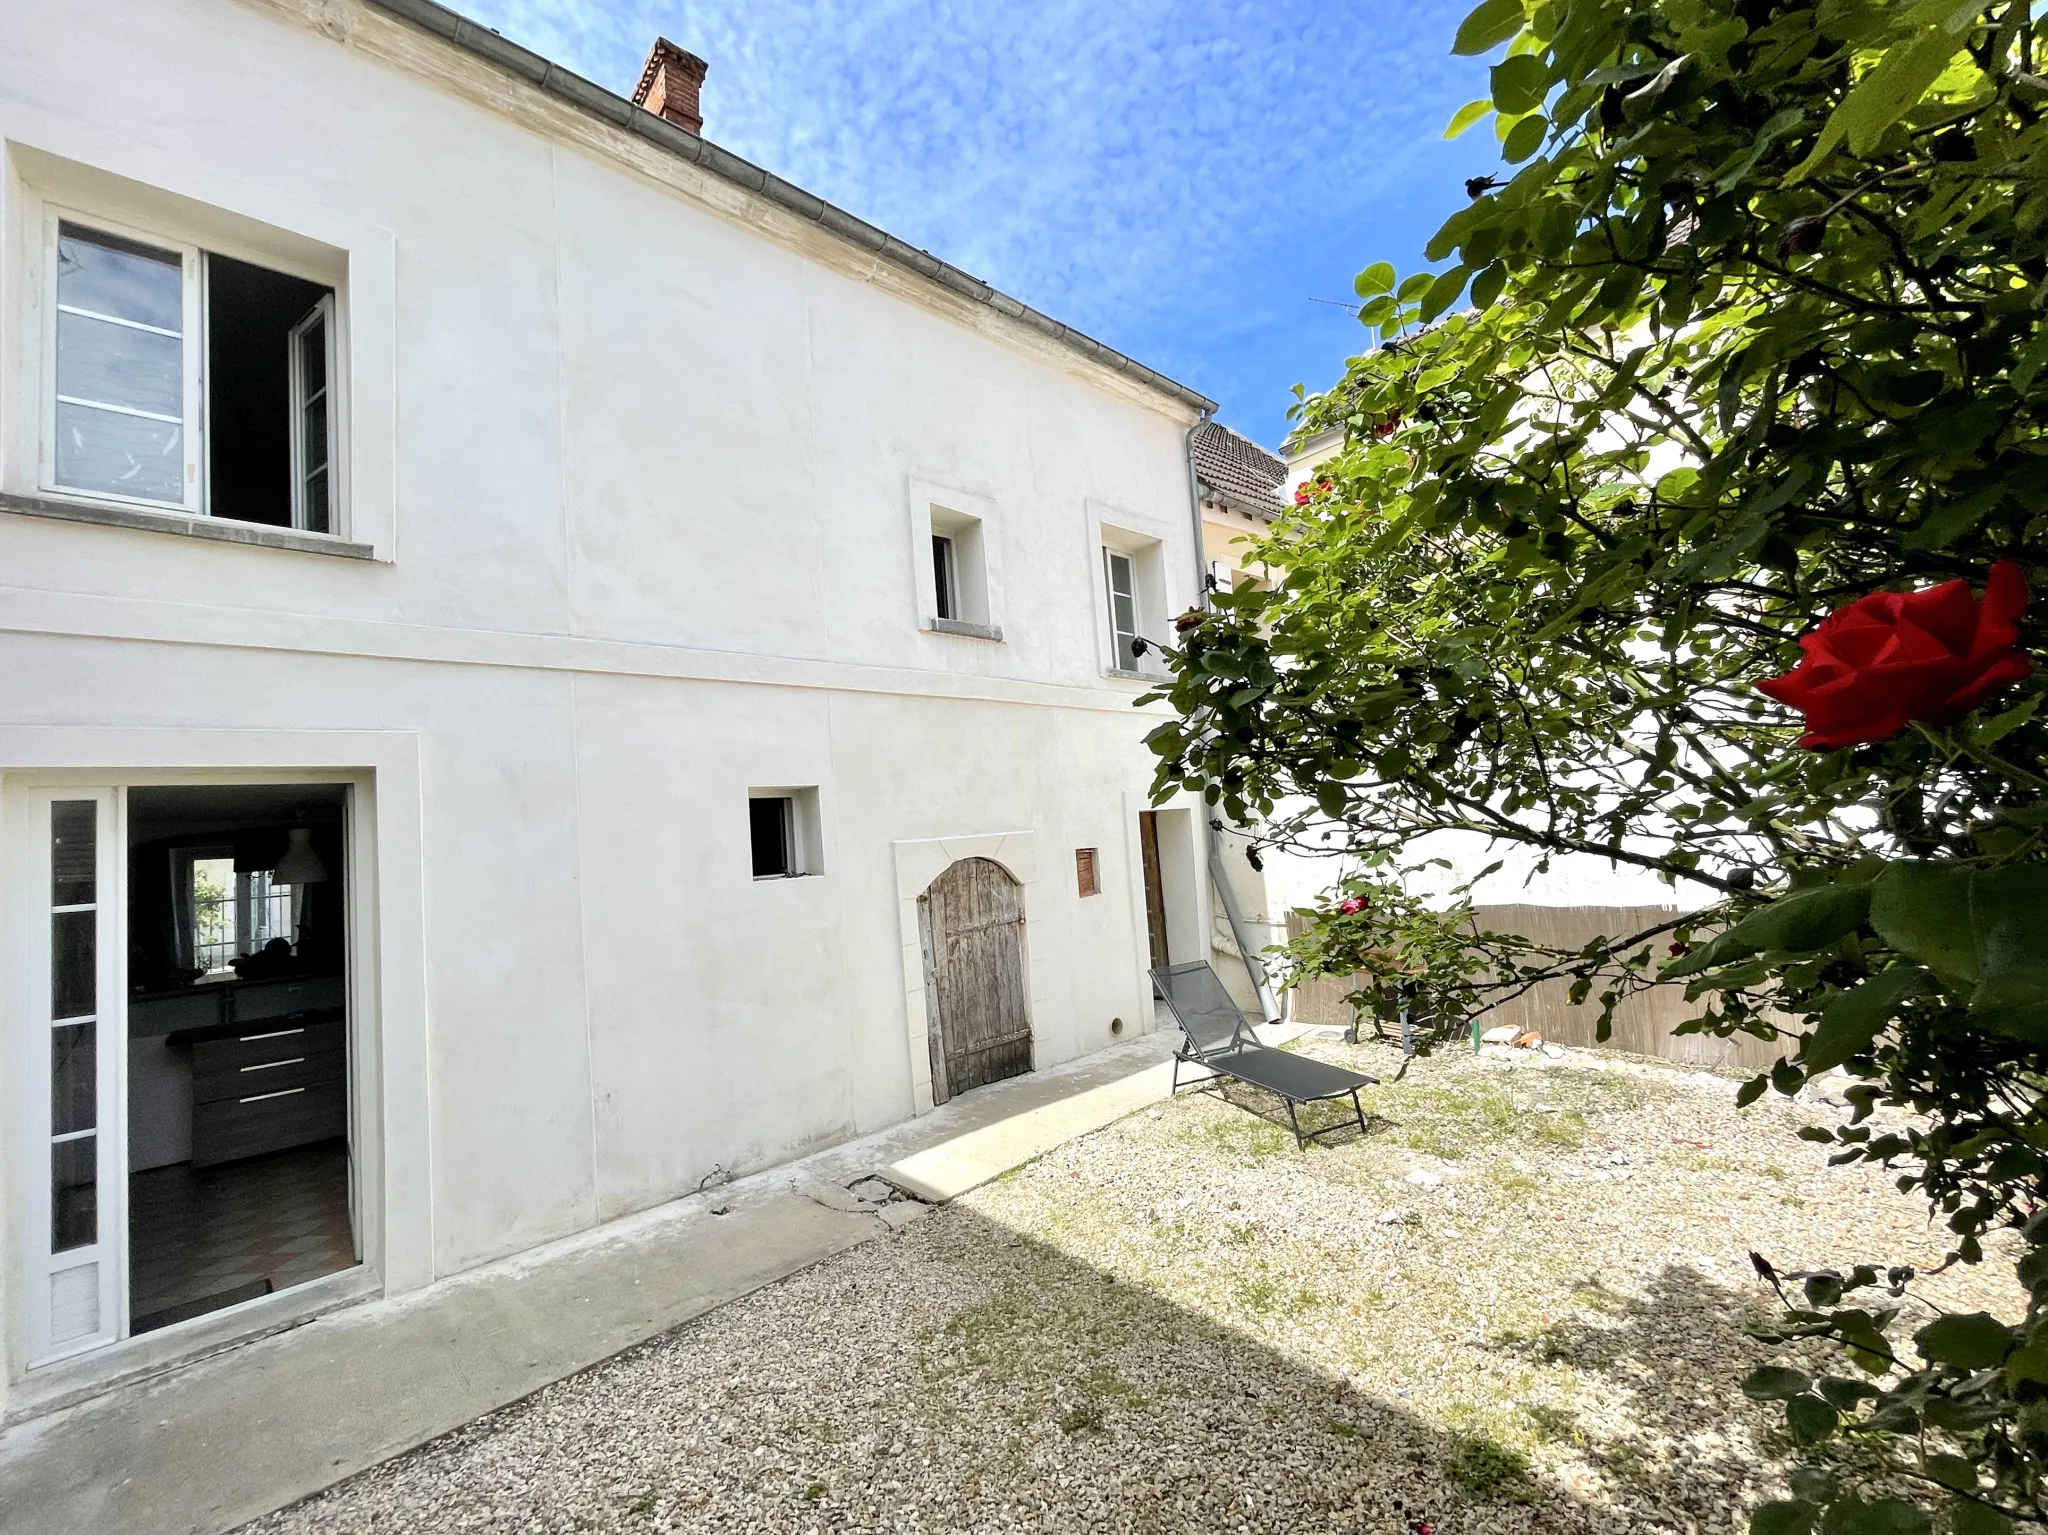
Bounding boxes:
17 788 126 1364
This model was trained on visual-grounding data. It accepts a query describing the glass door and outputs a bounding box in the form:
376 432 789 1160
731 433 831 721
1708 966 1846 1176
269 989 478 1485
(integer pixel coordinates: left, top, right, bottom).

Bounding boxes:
14 787 126 1364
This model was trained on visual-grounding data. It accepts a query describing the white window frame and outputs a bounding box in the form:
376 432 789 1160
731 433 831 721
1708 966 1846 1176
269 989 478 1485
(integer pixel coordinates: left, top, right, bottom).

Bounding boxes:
35 203 347 536
1091 510 1173 681
288 293 337 533
40 209 204 515
1104 547 1141 670
748 787 824 879
908 479 1003 642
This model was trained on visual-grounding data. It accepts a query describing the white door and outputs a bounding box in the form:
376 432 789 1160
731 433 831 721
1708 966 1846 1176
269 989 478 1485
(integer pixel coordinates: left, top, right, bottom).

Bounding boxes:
10 787 127 1363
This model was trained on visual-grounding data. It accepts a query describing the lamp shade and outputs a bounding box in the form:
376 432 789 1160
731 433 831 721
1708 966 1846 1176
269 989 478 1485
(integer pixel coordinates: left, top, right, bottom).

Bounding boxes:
272 826 329 885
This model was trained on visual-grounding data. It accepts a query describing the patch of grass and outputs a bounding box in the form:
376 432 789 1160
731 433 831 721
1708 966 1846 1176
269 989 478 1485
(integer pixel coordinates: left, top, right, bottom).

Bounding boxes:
1222 1220 1262 1246
1323 1417 1363 1438
801 1482 828 1502
1370 1070 1655 1161
1058 1404 1103 1435
1532 1110 1589 1148
1446 1434 1535 1501
1521 1404 1584 1447
624 1490 658 1516
1196 1115 1298 1162
1569 1278 1629 1315
1080 1365 1146 1409
1234 1265 1320 1321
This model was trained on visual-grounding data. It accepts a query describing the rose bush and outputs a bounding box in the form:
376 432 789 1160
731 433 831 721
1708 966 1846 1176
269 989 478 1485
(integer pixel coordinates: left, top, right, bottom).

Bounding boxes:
1758 562 2033 750
1142 1 2048 1528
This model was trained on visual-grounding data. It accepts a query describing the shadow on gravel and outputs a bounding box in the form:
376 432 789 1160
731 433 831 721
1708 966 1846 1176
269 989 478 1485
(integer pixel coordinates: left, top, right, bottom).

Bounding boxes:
245 1206 1786 1535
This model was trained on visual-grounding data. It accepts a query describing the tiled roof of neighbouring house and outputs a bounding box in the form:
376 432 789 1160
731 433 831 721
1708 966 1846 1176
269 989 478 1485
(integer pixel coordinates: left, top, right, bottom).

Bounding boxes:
1192 422 1288 520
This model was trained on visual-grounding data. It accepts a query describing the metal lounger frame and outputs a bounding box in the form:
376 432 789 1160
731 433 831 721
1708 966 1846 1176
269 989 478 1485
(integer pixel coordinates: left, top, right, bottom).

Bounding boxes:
1152 961 1378 1150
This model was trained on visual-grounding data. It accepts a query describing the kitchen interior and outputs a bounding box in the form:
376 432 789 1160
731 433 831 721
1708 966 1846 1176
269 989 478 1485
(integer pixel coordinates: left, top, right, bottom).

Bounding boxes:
126 784 356 1334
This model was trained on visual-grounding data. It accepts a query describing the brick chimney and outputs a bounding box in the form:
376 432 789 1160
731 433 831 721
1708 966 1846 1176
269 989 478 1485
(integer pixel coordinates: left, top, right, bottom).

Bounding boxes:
633 39 708 136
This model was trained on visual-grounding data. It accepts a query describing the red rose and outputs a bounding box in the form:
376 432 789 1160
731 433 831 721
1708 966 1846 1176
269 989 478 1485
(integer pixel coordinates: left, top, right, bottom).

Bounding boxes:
1757 561 2031 750
1338 896 1367 915
1293 486 1310 506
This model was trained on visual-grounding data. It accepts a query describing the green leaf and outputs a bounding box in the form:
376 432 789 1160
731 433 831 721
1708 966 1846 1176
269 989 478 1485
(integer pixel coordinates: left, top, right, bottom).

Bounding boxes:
1469 261 1508 310
1801 965 1928 1072
1752 1502 1817 1535
1790 1 1991 179
1445 99 1494 139
1818 1498 1930 1535
1451 0 1523 56
1354 262 1397 300
1419 266 1470 322
1870 864 1979 985
1664 884 1871 977
1785 1392 1840 1443
1970 866 2048 1035
1502 112 1547 163
1947 1500 2013 1535
1736 1073 1769 1108
1315 782 1349 820
1742 1365 1812 1400
1491 54 1549 115
1816 1375 1879 1410
1913 1311 2015 1368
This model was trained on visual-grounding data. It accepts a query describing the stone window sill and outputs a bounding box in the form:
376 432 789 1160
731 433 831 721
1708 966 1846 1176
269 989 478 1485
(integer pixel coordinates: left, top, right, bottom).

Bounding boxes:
0 491 376 560
1102 666 1168 684
925 617 1004 642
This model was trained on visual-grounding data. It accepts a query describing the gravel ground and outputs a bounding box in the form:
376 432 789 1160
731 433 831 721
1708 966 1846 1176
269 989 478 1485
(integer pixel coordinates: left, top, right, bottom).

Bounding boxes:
245 1038 2021 1535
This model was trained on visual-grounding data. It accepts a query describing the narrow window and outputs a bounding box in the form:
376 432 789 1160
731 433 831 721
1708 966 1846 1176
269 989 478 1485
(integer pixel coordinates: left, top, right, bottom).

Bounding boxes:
932 534 957 621
49 800 99 1255
750 796 793 878
52 224 188 505
1075 848 1100 897
1105 549 1140 668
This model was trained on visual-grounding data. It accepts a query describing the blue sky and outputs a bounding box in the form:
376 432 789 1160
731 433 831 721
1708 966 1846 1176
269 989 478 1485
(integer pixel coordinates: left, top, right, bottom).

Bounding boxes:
454 0 1491 448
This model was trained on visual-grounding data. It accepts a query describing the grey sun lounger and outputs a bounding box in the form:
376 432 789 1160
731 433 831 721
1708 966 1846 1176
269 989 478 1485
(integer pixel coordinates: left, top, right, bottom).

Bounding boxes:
1152 961 1378 1149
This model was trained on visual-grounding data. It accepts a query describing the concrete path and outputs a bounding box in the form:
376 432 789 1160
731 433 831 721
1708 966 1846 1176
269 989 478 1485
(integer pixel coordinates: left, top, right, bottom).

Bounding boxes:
0 1033 1177 1535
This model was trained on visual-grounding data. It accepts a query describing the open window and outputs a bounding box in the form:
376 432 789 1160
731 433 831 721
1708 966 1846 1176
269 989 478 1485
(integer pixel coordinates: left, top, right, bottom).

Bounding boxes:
45 217 341 533
909 485 1003 642
748 788 823 879
1098 528 1169 677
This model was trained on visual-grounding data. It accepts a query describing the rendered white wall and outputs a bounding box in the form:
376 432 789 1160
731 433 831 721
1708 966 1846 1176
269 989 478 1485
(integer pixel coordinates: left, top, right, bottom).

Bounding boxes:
0 0 1205 1382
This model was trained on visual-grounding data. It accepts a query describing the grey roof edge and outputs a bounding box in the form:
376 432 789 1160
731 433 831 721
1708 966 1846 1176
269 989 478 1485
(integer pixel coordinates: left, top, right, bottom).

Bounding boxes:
1196 480 1280 523
361 0 1218 417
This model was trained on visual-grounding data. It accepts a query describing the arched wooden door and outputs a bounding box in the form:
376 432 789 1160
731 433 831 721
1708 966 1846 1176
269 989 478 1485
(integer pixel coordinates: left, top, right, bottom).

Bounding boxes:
919 857 1031 1104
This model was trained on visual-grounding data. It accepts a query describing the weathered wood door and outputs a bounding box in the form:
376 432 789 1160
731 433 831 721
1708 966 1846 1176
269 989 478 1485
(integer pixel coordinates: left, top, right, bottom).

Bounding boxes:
919 857 1031 1104
1138 811 1170 971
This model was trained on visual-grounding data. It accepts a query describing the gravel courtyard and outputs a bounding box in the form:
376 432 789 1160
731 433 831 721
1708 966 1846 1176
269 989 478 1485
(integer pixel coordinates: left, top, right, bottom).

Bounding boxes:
245 1036 2019 1534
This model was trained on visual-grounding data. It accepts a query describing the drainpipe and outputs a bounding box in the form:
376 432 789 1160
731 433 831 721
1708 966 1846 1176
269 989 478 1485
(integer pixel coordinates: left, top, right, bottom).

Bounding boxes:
1179 414 1285 1024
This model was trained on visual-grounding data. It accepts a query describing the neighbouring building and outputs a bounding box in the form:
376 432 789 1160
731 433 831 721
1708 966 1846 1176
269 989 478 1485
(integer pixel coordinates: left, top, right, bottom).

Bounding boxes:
0 0 1259 1421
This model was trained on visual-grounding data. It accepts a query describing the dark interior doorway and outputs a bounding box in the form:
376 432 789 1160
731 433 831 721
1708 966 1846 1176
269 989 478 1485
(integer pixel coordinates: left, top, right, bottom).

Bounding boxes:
1138 811 1170 974
126 784 355 1334
205 254 331 530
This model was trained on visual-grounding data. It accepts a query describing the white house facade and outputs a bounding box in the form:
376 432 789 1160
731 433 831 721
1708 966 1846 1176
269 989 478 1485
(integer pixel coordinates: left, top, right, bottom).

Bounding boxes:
0 0 1230 1421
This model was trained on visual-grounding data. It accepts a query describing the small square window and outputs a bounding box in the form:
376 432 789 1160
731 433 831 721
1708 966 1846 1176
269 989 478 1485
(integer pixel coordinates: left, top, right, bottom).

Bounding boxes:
1076 848 1100 897
748 787 823 879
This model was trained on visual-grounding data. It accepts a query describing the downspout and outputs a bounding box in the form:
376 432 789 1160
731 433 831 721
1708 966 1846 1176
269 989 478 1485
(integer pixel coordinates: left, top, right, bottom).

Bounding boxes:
1180 414 1285 1024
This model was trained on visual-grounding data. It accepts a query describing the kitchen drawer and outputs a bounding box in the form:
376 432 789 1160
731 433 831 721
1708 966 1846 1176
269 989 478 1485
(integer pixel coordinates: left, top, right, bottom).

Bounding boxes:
191 1018 344 1081
191 1081 346 1168
193 1046 342 1107
232 976 345 1025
